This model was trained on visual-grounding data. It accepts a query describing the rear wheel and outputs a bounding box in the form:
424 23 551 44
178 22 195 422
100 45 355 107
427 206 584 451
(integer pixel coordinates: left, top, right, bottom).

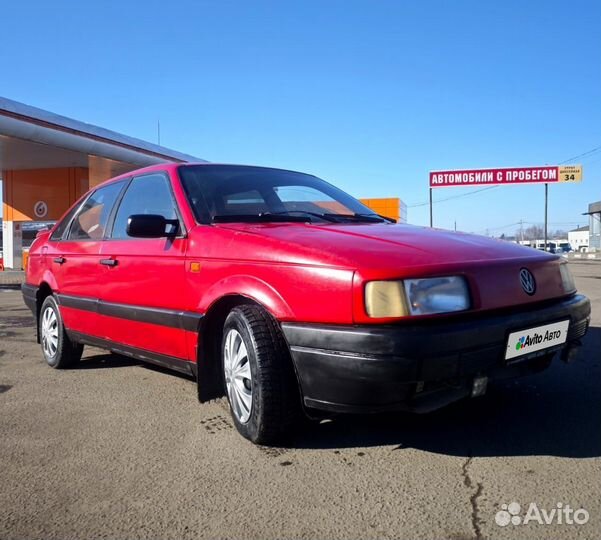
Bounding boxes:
222 305 302 444
39 296 84 369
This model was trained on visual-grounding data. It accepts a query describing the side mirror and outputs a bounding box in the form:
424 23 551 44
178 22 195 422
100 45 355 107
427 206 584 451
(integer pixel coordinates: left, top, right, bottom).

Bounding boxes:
126 214 178 238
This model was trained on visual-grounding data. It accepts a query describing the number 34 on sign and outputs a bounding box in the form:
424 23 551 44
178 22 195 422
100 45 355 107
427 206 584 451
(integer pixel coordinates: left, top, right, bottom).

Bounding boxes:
558 165 582 182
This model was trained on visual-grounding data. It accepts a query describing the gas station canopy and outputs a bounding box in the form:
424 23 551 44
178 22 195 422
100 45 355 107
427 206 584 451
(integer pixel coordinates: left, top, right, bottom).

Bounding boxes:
0 96 203 172
0 96 205 268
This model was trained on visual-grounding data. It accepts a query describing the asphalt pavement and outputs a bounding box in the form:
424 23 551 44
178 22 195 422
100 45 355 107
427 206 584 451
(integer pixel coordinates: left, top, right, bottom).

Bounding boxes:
0 262 599 539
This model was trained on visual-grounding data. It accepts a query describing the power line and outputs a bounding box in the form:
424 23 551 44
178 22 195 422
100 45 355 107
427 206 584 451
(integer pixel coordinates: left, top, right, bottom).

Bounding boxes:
577 153 601 167
408 186 499 208
473 221 522 234
474 220 584 235
558 145 601 164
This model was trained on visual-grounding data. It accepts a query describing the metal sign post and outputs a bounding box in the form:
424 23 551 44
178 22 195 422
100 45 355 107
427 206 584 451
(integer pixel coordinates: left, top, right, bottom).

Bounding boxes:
544 183 548 251
429 188 433 227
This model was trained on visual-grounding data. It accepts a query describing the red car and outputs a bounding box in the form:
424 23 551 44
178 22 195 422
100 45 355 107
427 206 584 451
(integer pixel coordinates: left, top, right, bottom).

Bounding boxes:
22 163 591 443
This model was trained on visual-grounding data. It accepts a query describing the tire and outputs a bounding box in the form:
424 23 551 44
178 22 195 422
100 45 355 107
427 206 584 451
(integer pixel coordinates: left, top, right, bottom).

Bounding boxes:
221 305 302 444
39 295 84 369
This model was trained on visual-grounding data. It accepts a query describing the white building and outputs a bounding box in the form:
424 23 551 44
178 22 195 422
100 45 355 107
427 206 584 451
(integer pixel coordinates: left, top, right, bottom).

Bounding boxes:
518 238 569 252
568 226 589 252
586 201 601 250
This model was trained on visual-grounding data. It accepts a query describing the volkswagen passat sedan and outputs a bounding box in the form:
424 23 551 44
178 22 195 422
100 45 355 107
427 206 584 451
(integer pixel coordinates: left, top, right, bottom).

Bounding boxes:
22 164 591 443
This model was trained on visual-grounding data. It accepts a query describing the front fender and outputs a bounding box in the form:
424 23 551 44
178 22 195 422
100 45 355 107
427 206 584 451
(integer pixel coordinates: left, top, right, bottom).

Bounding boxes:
199 275 295 320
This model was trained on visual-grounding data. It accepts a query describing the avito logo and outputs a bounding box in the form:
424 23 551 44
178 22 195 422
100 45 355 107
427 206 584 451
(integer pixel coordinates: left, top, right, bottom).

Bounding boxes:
495 501 589 527
515 329 563 351
515 336 527 351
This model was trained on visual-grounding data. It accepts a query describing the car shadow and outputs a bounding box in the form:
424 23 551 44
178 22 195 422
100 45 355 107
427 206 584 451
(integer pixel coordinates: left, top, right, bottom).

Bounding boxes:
291 326 601 458
72 328 600 458
77 353 140 370
76 352 196 382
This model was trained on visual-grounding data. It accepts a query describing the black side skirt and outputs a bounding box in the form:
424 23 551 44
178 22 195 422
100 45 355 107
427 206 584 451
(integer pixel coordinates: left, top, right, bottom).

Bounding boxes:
67 330 197 378
57 294 203 332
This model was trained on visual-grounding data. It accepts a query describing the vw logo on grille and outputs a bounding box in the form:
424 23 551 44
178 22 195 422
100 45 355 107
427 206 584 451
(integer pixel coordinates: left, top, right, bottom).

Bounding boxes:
519 268 536 295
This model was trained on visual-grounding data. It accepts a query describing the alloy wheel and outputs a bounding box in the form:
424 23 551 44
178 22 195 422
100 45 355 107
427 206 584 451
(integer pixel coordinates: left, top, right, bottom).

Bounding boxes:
223 328 253 423
41 306 59 359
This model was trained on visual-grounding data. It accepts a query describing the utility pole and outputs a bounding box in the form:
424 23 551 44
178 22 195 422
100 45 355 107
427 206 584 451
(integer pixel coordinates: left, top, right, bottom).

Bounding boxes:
454 220 457 232
519 219 524 242
429 188 433 227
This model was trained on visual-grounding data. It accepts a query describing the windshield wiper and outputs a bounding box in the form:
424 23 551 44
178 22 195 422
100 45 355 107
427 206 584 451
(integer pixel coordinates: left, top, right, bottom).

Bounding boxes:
213 214 310 223
262 211 340 223
323 213 392 223
357 213 396 223
213 211 393 224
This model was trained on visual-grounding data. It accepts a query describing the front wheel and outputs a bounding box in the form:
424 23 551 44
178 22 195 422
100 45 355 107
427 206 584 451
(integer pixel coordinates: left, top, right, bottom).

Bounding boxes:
39 296 84 369
222 305 302 444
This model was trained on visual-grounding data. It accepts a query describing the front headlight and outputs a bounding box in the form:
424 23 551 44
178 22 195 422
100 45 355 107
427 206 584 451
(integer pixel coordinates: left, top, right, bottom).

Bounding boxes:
365 276 470 317
404 276 470 315
559 263 576 293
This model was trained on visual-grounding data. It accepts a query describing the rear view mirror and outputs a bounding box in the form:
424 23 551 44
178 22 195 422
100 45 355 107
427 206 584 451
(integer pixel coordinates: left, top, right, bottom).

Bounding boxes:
126 214 178 238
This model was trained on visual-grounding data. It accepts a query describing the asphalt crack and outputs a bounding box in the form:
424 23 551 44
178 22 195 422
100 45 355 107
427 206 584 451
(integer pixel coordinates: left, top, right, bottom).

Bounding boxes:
462 456 484 540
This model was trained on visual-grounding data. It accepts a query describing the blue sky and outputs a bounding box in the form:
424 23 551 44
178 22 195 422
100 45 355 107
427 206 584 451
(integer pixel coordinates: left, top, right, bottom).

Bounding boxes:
1 0 599 234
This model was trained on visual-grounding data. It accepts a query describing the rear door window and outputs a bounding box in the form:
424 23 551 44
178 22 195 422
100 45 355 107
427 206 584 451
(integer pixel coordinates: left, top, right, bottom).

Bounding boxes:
50 201 85 241
67 181 125 241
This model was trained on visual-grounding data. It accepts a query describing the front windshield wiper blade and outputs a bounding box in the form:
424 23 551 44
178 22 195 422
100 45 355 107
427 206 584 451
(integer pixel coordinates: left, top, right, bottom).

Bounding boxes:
323 213 391 223
356 213 396 223
262 211 339 223
213 214 310 223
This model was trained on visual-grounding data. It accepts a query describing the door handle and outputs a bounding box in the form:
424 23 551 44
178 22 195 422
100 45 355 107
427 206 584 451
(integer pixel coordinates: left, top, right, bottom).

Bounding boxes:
99 258 119 267
53 257 66 265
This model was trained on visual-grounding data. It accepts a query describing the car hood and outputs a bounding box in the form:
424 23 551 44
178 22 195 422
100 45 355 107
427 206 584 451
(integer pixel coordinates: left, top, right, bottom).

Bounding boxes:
210 222 556 271
190 222 568 313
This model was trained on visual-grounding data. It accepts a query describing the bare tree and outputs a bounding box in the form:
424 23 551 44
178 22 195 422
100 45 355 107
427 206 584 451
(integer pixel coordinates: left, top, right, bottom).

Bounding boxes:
523 225 543 240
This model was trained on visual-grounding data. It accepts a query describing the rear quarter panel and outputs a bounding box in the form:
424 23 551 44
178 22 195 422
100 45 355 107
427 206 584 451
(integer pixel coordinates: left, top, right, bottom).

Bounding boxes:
25 232 50 286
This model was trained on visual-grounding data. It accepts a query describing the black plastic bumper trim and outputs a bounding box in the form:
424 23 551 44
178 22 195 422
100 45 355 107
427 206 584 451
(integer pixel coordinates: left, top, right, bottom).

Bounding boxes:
57 293 98 313
282 295 590 357
282 294 591 413
21 283 38 314
56 293 203 332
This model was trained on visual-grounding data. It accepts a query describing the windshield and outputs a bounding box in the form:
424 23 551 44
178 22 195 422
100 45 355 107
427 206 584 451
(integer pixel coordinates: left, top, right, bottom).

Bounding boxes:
178 165 383 224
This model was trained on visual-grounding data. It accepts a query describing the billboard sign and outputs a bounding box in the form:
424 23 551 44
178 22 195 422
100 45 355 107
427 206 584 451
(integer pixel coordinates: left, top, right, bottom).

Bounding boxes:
430 165 582 188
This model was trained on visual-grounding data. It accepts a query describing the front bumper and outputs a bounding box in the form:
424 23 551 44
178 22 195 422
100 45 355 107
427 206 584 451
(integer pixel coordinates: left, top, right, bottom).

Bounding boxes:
282 294 591 414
